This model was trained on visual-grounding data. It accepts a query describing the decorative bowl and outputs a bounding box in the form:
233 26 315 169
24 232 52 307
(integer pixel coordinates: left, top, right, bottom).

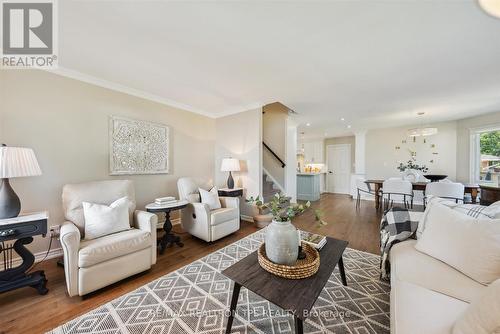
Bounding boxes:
424 174 448 182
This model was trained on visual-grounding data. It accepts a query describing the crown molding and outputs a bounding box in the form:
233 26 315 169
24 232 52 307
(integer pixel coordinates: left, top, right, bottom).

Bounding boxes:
215 102 266 118
46 67 269 119
46 67 215 118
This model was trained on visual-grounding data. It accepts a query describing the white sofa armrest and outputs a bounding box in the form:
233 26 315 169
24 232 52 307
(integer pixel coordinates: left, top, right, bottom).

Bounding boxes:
192 202 211 216
180 202 212 241
219 196 240 209
60 221 81 297
133 210 158 265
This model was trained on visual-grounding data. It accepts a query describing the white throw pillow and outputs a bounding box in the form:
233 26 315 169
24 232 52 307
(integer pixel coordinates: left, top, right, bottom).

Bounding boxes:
199 187 221 210
417 197 500 239
415 202 500 285
82 196 131 240
453 278 500 334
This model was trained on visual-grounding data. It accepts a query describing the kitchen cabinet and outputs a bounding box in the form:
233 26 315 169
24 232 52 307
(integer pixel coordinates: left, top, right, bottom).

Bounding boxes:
297 173 321 201
301 141 324 163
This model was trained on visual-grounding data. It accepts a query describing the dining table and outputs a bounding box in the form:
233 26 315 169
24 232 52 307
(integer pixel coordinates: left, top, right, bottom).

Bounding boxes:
364 179 480 209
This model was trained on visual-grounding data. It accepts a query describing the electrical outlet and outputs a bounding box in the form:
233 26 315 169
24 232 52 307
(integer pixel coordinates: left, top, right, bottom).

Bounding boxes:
49 225 61 238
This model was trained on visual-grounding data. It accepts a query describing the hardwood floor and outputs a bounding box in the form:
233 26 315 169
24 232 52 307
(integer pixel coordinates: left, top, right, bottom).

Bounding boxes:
0 194 382 334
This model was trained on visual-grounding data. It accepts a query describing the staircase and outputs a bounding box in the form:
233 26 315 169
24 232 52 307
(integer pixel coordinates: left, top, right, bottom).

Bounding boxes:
263 169 283 202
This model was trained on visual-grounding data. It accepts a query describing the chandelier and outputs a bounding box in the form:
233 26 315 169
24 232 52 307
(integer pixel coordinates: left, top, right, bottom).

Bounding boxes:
407 112 438 137
407 127 438 137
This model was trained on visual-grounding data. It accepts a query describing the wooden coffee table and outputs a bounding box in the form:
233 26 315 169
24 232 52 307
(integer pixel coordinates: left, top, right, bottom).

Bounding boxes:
222 236 348 334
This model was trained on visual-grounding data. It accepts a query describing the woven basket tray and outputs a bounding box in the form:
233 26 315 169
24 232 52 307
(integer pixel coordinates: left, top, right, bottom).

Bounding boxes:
258 242 320 279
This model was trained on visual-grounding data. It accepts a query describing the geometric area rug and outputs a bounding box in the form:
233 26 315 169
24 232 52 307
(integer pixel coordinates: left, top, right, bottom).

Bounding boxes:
48 230 390 334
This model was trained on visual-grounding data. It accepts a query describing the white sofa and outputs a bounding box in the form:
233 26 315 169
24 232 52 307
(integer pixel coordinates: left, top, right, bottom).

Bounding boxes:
60 180 158 297
390 240 486 334
177 177 240 242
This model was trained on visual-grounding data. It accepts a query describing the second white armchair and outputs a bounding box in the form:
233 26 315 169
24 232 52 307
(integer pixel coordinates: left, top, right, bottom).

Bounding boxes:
177 177 240 242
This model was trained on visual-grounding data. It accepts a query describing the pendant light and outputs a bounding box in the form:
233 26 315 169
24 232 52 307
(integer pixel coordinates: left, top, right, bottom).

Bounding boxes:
407 112 438 137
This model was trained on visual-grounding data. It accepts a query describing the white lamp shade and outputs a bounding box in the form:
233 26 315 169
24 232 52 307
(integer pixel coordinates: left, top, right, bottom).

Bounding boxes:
0 146 42 178
479 0 500 18
220 158 240 172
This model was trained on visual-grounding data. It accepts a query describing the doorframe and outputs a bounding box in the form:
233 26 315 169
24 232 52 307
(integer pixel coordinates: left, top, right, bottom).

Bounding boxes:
326 144 352 194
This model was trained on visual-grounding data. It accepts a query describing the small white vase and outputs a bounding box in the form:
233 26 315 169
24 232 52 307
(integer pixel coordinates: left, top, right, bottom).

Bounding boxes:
264 219 299 265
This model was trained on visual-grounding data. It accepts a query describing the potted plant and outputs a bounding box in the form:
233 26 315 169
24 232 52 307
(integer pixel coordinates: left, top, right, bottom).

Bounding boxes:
247 193 326 265
245 195 272 228
397 158 429 181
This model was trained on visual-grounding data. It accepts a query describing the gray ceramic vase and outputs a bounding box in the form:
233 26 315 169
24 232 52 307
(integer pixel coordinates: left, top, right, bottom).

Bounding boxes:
264 219 299 265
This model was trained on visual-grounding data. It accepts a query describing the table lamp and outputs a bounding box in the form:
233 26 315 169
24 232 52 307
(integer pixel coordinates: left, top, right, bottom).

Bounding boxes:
220 158 240 189
0 144 42 219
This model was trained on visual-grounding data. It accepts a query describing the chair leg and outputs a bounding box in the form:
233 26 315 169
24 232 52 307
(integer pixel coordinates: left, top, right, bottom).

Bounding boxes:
356 189 360 209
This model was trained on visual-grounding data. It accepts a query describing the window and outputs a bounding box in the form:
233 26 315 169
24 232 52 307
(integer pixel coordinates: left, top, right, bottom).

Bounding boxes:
471 127 500 185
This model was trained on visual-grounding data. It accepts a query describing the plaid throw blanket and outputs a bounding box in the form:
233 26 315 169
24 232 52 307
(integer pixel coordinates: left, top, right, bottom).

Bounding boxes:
380 207 421 280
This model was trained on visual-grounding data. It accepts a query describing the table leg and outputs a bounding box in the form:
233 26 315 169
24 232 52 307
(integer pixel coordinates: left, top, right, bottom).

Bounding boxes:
158 210 183 255
225 282 241 334
0 237 48 295
374 184 381 210
338 255 347 286
471 188 478 204
294 316 303 334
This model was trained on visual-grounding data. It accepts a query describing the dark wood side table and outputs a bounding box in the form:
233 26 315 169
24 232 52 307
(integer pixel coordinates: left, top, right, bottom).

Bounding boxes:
222 236 348 334
146 200 188 255
480 185 500 205
218 187 243 197
0 212 49 295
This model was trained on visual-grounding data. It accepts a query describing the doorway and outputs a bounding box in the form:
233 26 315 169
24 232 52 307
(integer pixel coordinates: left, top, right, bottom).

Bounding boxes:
326 144 351 194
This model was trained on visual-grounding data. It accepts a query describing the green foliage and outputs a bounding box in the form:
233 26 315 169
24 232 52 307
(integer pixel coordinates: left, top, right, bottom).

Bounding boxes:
314 209 328 227
480 131 500 157
397 159 428 173
247 193 328 227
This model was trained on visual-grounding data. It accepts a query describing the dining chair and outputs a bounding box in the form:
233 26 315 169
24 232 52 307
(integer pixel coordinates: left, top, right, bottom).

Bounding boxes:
355 178 380 209
424 182 465 208
382 179 414 210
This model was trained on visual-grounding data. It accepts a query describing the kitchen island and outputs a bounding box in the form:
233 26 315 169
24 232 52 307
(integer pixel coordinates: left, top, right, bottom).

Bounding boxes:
297 173 321 201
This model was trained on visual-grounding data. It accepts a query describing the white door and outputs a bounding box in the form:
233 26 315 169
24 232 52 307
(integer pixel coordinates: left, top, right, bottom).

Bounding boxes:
327 144 351 194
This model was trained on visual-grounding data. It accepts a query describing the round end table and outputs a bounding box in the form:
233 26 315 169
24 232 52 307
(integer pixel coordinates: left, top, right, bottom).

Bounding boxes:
145 200 188 254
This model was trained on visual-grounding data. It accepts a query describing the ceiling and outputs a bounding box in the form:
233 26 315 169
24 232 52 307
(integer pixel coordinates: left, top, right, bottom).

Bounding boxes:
56 1 500 138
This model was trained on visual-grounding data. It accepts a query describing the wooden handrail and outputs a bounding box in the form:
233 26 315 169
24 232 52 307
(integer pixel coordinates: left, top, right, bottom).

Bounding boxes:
263 142 286 168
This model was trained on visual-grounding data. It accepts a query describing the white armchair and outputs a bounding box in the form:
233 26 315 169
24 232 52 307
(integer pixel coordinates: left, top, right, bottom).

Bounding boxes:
60 180 157 297
177 177 240 242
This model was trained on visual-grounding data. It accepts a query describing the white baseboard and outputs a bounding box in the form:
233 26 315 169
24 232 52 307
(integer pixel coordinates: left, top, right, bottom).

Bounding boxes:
1 246 63 271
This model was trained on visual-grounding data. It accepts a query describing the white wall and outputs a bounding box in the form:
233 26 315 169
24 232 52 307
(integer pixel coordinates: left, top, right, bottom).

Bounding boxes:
214 108 262 218
456 111 500 183
366 121 458 180
0 70 216 256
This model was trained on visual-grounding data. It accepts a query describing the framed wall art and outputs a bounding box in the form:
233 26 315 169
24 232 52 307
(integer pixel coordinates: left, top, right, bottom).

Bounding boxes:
109 116 170 175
